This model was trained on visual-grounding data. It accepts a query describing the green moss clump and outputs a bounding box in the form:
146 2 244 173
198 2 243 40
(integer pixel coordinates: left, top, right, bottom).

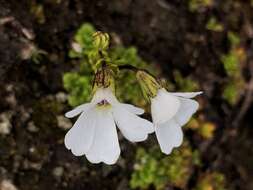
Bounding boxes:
221 52 239 77
174 71 199 92
30 2 45 24
68 23 96 59
228 31 241 47
222 82 238 105
187 117 217 139
222 32 242 77
194 172 226 190
221 31 245 105
63 73 92 107
206 17 224 32
189 0 213 12
130 142 200 189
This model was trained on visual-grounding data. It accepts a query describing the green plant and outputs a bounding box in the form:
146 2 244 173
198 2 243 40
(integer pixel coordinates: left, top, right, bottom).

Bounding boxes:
221 52 239 77
228 31 240 47
194 172 226 190
206 17 224 32
130 142 200 189
189 0 213 12
221 31 245 105
30 1 45 24
63 73 92 107
68 23 96 59
187 117 217 139
63 23 156 107
222 82 238 105
174 71 199 92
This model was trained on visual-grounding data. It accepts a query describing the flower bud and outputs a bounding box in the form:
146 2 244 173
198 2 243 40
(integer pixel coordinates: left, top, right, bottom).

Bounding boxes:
136 70 161 101
93 31 110 51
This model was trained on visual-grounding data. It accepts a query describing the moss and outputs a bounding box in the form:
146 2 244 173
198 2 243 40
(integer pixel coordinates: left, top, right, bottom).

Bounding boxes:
69 23 96 59
222 82 238 105
221 31 245 105
198 122 216 139
194 172 227 190
130 142 200 189
228 31 241 47
221 52 239 77
187 117 217 139
174 71 199 92
30 1 45 24
63 72 92 107
189 0 213 12
206 17 224 32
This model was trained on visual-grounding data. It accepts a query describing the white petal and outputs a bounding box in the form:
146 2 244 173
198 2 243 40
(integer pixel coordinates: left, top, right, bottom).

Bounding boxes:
64 108 96 156
113 105 154 142
151 88 180 124
65 103 92 118
155 119 183 154
86 110 120 165
175 98 199 126
119 103 144 115
171 92 203 98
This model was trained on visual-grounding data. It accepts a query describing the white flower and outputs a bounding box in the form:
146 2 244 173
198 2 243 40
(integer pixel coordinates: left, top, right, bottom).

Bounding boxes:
64 88 154 165
151 88 202 154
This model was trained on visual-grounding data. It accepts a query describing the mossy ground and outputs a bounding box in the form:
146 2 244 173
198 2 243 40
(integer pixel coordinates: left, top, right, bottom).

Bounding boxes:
0 0 253 190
